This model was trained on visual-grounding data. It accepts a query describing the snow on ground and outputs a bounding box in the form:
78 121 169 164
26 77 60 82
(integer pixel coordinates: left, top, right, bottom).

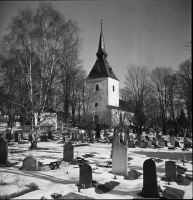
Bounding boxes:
0 140 192 199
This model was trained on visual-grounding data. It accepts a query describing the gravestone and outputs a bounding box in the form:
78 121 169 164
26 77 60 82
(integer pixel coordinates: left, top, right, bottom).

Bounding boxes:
0 138 8 165
96 124 100 139
147 140 152 147
14 132 19 142
40 135 48 142
72 132 75 140
141 141 148 148
6 133 12 140
175 140 180 147
112 144 127 176
48 131 52 140
75 129 78 141
141 135 146 142
65 138 70 144
79 163 92 188
128 140 134 148
22 155 39 171
165 161 176 182
164 139 168 147
63 142 74 162
21 131 23 140
29 133 32 142
111 134 120 157
170 136 175 146
139 158 160 198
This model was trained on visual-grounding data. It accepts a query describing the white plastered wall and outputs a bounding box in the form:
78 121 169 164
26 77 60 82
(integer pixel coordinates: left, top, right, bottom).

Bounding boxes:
108 77 119 107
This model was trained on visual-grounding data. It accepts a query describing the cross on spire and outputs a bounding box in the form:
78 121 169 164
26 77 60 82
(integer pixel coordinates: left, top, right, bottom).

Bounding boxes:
97 19 107 60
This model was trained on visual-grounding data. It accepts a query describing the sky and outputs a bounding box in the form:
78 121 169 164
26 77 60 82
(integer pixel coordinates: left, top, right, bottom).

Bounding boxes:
0 0 192 88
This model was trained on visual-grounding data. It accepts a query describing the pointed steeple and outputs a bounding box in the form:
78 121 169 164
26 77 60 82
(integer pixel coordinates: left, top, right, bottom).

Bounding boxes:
96 19 108 60
86 20 119 81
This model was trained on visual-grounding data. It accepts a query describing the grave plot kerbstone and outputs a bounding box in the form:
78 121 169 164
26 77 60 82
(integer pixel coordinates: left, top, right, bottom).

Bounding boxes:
63 142 74 162
112 144 127 176
79 163 92 188
22 156 39 171
0 138 8 165
165 161 176 182
139 158 160 198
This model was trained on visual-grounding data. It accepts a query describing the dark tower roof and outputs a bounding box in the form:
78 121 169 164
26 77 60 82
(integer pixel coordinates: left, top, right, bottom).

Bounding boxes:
86 20 119 81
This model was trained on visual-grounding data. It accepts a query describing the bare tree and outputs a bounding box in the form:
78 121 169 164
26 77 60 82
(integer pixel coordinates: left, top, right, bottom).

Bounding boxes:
124 64 151 142
150 66 173 134
176 58 192 134
0 2 82 137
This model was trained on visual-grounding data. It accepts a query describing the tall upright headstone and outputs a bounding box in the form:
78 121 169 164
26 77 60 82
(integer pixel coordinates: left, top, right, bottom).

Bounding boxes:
96 124 100 139
63 142 74 162
165 161 176 182
0 138 8 165
75 129 78 141
139 158 160 198
79 163 92 188
112 144 127 176
14 132 19 142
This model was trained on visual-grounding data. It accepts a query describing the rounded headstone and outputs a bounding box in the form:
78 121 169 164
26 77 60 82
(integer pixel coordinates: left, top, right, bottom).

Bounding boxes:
22 155 39 171
139 158 160 198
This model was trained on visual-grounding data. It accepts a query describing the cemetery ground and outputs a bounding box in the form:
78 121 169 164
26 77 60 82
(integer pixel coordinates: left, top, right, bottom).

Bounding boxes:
0 133 192 199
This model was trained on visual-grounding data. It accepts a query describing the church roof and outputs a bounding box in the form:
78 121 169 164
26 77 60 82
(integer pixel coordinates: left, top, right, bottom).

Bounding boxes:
106 99 134 113
86 60 119 80
86 20 119 81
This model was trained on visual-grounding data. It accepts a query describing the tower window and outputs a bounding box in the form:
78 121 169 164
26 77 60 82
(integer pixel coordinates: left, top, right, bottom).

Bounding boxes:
95 103 98 107
96 84 99 91
113 85 115 92
109 67 112 73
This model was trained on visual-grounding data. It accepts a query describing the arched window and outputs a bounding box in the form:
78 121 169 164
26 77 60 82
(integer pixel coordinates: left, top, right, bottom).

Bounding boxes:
113 85 115 92
96 84 99 91
95 103 98 107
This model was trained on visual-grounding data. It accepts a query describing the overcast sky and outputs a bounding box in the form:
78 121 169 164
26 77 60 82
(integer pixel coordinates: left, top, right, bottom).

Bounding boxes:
0 0 191 88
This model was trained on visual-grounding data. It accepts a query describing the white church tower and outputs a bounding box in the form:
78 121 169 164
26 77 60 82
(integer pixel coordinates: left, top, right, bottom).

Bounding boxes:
85 20 119 124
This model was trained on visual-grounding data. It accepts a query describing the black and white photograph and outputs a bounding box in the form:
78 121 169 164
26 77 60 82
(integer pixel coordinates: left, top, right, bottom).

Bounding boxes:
0 0 192 199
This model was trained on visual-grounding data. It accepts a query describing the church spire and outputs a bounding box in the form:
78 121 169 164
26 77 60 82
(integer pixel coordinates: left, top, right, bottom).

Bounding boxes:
96 19 108 60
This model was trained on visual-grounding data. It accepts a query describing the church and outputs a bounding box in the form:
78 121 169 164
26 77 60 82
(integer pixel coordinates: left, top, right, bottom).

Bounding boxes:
85 21 134 128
